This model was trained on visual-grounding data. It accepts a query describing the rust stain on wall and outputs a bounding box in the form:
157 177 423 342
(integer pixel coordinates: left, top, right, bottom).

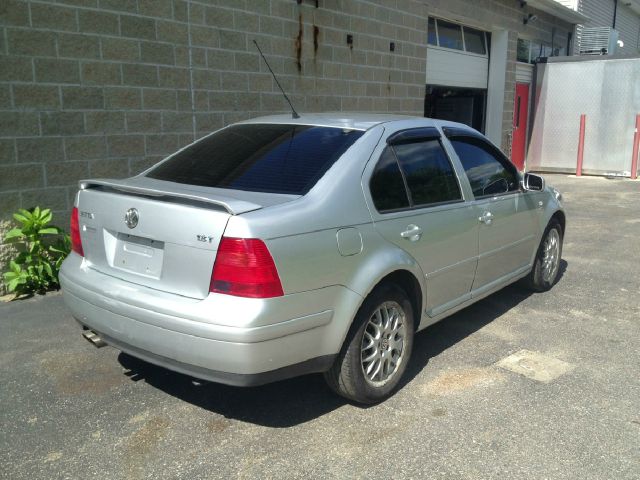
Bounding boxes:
313 25 320 57
295 13 303 73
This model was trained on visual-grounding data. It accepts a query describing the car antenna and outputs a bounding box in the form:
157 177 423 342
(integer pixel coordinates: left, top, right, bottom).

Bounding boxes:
253 39 300 119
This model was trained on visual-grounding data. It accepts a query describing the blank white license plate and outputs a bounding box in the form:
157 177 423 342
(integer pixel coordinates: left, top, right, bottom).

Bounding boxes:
113 233 164 278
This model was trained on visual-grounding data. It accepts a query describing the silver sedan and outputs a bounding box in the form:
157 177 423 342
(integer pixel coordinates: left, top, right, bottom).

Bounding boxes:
60 114 565 404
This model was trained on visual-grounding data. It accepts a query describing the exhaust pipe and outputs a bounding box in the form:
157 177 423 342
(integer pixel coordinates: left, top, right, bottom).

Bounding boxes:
82 330 107 348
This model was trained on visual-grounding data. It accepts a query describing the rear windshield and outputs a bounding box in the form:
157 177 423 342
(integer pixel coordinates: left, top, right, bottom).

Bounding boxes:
146 124 364 195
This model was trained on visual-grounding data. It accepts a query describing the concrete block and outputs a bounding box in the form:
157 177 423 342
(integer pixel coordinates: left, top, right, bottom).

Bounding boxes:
171 0 187 21
101 38 140 61
219 30 246 51
125 112 160 133
85 111 126 134
58 33 101 59
21 187 69 212
40 112 85 136
62 86 104 109
107 134 145 157
35 59 81 84
140 42 175 65
0 194 21 221
0 165 44 192
207 49 235 71
190 25 220 48
65 136 108 160
205 6 234 27
0 57 34 82
142 88 177 110
46 161 89 187
235 52 259 72
139 0 173 18
0 140 16 165
79 9 120 34
122 64 159 87
221 71 247 91
157 20 189 45
12 85 60 110
233 11 259 31
16 138 65 164
192 69 221 90
161 112 193 133
82 62 122 86
0 0 30 26
104 87 142 110
31 3 78 31
7 29 57 56
89 158 129 178
158 66 189 88
120 15 157 40
0 113 40 137
99 0 137 13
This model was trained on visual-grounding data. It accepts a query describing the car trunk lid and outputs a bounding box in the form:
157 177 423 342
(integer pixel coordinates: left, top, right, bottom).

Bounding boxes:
76 177 299 299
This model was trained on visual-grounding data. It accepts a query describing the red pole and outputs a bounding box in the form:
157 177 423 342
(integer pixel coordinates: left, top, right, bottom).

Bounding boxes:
631 114 640 180
576 114 586 177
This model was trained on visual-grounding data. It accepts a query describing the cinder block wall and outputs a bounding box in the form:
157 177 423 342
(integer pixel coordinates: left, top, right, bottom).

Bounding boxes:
0 0 429 223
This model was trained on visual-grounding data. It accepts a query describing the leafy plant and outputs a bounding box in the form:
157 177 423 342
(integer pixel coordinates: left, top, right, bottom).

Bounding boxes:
2 207 71 297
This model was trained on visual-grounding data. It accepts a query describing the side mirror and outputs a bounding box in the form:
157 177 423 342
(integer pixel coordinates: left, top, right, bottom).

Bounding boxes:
523 173 545 191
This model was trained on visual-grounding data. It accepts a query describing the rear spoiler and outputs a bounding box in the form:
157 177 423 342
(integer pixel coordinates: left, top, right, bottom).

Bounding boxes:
79 177 264 215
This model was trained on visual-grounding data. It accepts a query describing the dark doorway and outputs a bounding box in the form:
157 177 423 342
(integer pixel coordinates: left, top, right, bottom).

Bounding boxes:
424 86 487 133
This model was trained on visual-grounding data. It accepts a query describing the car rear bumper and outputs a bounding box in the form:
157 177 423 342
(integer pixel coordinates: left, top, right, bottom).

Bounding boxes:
60 253 361 384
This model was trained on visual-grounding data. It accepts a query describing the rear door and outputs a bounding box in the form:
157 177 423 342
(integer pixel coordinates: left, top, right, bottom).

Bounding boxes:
365 127 478 318
443 132 538 292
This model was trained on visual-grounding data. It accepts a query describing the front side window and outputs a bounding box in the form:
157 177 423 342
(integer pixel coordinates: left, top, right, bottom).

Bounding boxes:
146 124 364 195
369 137 462 213
449 137 519 198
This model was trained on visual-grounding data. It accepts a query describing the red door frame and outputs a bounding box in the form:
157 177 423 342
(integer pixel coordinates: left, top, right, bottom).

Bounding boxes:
511 83 530 171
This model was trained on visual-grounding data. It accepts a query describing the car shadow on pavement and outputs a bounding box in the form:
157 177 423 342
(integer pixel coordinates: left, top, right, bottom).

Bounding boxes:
118 260 567 428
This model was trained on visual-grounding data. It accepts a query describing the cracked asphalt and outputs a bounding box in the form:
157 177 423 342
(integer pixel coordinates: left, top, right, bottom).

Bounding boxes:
1 174 639 479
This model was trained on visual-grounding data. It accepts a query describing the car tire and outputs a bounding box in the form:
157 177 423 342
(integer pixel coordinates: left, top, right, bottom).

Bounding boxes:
324 283 414 404
524 219 563 292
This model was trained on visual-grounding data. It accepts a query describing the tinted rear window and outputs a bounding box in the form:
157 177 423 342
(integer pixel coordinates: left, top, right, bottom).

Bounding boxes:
146 124 364 195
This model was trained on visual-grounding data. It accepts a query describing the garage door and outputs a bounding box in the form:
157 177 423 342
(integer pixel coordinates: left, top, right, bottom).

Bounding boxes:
426 17 489 89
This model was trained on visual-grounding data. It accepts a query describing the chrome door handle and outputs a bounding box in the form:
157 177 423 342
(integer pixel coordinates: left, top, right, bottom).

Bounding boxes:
400 224 423 241
479 211 493 225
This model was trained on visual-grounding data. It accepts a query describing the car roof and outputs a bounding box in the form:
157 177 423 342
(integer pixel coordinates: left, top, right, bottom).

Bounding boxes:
235 112 441 131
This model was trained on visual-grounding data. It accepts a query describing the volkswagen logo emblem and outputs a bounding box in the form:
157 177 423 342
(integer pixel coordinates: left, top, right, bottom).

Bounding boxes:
124 208 139 229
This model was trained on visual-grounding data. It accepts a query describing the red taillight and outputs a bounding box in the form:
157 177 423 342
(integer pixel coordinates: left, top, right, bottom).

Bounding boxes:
210 237 284 299
70 207 84 257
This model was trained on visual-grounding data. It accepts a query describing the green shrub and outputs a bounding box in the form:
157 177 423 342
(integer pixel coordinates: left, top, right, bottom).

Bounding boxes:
2 207 71 297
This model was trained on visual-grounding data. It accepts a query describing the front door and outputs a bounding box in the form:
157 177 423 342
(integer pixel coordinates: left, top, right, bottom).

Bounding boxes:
444 134 537 292
511 83 530 171
366 128 478 319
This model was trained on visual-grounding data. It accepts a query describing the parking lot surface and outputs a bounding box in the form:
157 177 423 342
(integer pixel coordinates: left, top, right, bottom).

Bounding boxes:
1 174 639 479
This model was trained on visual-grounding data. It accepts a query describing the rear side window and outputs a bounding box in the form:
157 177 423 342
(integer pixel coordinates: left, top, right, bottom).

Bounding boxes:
449 137 519 197
146 124 364 195
370 148 411 212
369 137 461 213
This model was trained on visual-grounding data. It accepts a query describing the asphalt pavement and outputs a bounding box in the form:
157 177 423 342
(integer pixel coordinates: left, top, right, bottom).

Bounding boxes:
1 174 639 479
